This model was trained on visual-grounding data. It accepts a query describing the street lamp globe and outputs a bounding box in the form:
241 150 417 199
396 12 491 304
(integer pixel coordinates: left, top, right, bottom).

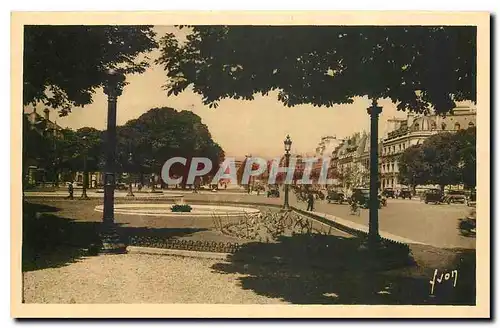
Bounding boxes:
105 68 126 91
284 135 292 152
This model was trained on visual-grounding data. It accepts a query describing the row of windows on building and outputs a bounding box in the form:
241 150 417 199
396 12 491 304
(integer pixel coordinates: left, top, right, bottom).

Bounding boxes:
382 143 407 155
413 121 473 132
381 162 397 173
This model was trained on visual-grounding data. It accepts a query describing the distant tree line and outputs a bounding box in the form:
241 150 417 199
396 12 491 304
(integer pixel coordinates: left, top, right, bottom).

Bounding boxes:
398 127 476 191
23 107 225 188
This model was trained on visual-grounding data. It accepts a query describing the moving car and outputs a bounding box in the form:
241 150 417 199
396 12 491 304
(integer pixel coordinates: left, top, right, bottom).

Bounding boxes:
399 188 412 199
115 182 128 190
326 190 346 204
351 188 383 209
382 188 396 198
445 190 467 204
351 188 371 208
424 188 445 204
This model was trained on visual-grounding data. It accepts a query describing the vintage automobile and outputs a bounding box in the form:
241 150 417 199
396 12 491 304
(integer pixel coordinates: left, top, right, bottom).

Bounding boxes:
351 188 383 209
326 190 346 204
424 188 445 204
445 190 467 204
267 187 280 198
115 182 128 190
382 188 396 198
351 188 371 208
467 189 476 207
398 188 412 199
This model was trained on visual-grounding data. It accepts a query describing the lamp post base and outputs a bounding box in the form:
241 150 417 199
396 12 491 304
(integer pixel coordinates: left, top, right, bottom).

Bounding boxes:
280 206 291 213
80 193 90 200
99 220 127 254
358 234 384 252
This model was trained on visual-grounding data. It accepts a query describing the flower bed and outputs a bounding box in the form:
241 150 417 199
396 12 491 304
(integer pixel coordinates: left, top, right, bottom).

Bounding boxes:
129 236 242 253
213 210 334 243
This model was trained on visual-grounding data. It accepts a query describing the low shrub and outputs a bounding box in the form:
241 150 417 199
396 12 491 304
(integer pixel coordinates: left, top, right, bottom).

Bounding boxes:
171 204 192 212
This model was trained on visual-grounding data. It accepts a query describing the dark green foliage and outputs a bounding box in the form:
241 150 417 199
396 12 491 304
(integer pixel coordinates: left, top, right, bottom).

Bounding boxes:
398 127 476 188
158 26 476 113
118 107 225 182
23 25 158 115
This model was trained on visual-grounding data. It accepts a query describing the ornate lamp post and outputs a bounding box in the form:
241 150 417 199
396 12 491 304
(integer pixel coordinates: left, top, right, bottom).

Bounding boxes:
100 68 127 253
80 135 90 199
126 149 135 197
367 99 382 247
44 126 60 188
283 135 292 210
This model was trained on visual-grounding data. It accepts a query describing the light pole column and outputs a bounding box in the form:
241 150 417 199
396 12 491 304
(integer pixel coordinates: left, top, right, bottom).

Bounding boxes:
126 151 135 197
80 153 90 199
367 99 382 246
100 69 126 254
283 135 292 210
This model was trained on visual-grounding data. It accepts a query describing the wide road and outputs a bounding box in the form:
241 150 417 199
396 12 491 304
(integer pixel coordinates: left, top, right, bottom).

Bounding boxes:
176 190 476 250
25 188 475 249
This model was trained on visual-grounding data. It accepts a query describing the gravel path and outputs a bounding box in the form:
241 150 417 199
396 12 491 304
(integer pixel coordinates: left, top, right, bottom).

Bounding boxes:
23 253 287 304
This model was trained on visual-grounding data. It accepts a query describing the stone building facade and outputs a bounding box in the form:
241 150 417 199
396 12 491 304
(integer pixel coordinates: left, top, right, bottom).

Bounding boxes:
380 105 477 190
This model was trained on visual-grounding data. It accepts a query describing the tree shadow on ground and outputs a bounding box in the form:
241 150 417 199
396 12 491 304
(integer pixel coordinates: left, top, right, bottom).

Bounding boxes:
22 201 207 272
211 234 476 305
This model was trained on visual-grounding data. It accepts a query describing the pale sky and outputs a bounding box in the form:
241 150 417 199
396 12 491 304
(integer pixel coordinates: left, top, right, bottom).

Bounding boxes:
33 26 413 158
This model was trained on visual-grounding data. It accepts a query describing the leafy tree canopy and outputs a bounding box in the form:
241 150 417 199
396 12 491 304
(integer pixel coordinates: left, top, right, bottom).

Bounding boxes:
117 107 225 179
24 25 158 115
398 127 476 188
158 26 475 114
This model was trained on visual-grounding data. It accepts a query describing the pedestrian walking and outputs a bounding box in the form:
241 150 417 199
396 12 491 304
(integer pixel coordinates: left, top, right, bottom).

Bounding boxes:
66 181 74 200
307 192 314 211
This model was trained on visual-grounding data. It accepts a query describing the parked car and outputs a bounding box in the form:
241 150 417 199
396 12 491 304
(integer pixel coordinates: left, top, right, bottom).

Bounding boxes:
467 190 476 207
424 188 445 204
267 187 280 198
326 190 346 204
382 188 396 198
445 190 467 204
398 188 412 199
115 182 128 190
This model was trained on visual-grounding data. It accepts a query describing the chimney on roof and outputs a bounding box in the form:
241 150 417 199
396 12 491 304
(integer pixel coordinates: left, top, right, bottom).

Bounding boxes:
43 108 50 121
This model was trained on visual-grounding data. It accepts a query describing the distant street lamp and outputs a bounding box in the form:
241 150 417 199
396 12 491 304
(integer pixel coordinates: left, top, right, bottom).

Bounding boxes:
44 127 60 187
283 135 292 210
80 135 90 200
100 68 127 254
151 159 157 192
126 150 135 197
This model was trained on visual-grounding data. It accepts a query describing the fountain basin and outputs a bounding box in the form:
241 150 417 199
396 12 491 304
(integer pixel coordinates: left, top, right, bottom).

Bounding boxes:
94 203 260 217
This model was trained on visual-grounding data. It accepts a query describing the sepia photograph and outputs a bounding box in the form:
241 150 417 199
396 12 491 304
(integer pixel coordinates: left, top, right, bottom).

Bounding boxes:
11 11 490 318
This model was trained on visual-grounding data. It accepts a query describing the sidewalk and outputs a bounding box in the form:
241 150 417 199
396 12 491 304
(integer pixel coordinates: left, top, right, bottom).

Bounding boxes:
23 253 286 304
298 208 425 245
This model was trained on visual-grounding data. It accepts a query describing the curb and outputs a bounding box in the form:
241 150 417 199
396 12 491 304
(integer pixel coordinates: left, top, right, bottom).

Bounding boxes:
126 246 230 260
292 207 415 249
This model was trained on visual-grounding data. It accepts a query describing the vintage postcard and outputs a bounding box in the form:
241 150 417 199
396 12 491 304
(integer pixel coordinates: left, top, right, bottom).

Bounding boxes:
11 11 490 318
